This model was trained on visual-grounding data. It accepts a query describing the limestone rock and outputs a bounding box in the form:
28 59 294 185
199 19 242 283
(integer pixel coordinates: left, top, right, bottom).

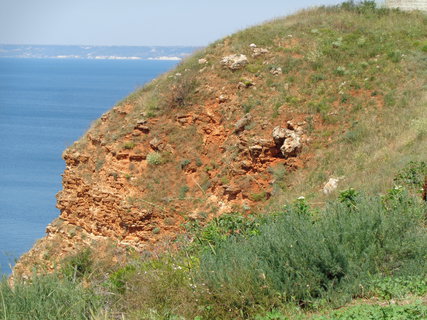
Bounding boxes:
252 47 269 58
149 137 164 151
272 126 287 146
223 185 241 200
101 113 109 122
238 81 251 89
249 145 263 158
323 178 339 195
272 125 303 157
280 130 301 157
218 94 228 103
220 54 248 70
129 154 146 162
240 160 253 170
234 113 252 133
270 67 283 76
198 58 208 64
135 119 149 133
135 125 150 133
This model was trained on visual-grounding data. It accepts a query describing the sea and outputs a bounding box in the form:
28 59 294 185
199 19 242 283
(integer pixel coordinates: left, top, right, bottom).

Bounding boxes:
0 58 179 275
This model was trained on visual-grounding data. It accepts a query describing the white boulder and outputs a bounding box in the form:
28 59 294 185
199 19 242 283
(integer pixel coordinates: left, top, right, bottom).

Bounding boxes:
323 178 340 195
220 54 249 70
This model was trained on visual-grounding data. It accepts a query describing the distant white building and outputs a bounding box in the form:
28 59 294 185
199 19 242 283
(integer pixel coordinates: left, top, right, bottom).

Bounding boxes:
385 0 427 11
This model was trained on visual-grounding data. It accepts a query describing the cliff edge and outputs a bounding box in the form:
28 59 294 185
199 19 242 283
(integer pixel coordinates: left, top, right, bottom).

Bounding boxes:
14 4 427 277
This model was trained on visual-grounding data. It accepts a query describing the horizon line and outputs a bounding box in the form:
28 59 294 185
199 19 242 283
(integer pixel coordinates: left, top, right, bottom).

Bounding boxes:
0 43 203 48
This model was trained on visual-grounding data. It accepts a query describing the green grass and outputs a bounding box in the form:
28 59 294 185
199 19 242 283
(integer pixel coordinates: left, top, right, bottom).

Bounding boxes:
255 303 427 320
312 303 427 320
0 275 102 320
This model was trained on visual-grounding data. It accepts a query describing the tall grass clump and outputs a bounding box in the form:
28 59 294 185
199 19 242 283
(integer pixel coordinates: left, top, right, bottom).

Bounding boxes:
0 274 102 320
198 192 427 316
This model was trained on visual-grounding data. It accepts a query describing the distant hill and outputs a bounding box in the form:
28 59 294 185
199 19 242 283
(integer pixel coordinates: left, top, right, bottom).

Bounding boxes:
0 44 199 60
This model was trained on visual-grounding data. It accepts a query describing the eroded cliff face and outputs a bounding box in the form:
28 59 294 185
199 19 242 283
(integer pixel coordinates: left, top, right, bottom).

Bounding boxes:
14 83 313 276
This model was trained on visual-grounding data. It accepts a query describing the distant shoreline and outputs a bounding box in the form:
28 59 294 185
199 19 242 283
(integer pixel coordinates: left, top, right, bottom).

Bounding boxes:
0 56 183 61
0 44 200 61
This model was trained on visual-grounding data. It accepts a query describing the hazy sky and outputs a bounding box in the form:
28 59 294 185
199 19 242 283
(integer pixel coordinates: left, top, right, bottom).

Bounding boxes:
0 0 382 46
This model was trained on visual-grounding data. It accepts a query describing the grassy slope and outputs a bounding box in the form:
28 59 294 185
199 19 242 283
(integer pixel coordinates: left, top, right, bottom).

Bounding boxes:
2 2 427 320
81 1 427 210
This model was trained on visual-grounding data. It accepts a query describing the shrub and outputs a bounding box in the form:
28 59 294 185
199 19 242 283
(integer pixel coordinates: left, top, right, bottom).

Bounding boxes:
198 194 427 314
61 248 93 282
334 66 347 76
188 213 262 252
108 265 137 294
178 185 190 199
340 1 378 14
147 152 163 165
338 188 359 208
250 191 268 202
394 161 427 194
123 141 136 150
195 158 203 167
163 76 198 109
180 159 191 170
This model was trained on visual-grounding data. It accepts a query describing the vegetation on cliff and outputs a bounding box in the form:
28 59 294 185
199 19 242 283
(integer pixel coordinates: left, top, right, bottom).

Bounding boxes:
2 189 427 319
2 1 427 319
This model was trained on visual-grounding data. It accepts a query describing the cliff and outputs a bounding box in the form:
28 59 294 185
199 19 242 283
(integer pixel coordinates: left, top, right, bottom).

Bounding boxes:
14 4 427 277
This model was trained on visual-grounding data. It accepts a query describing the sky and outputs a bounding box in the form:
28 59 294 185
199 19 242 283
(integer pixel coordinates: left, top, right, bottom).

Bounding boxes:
0 0 382 46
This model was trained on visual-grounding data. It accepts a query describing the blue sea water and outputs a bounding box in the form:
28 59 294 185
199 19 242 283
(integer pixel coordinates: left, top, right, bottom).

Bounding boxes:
0 58 178 274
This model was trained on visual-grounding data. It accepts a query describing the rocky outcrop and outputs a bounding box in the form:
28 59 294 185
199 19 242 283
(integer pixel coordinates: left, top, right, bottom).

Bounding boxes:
220 54 249 70
234 113 252 133
272 122 303 158
322 177 346 195
270 67 283 76
14 33 316 280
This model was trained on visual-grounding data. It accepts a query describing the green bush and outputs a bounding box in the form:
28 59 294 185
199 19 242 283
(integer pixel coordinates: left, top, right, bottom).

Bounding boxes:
107 265 137 294
123 141 136 150
178 185 190 199
338 188 359 208
394 161 427 194
250 191 268 202
146 152 164 165
61 249 93 282
198 194 427 314
179 159 191 170
186 213 262 253
163 75 198 109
